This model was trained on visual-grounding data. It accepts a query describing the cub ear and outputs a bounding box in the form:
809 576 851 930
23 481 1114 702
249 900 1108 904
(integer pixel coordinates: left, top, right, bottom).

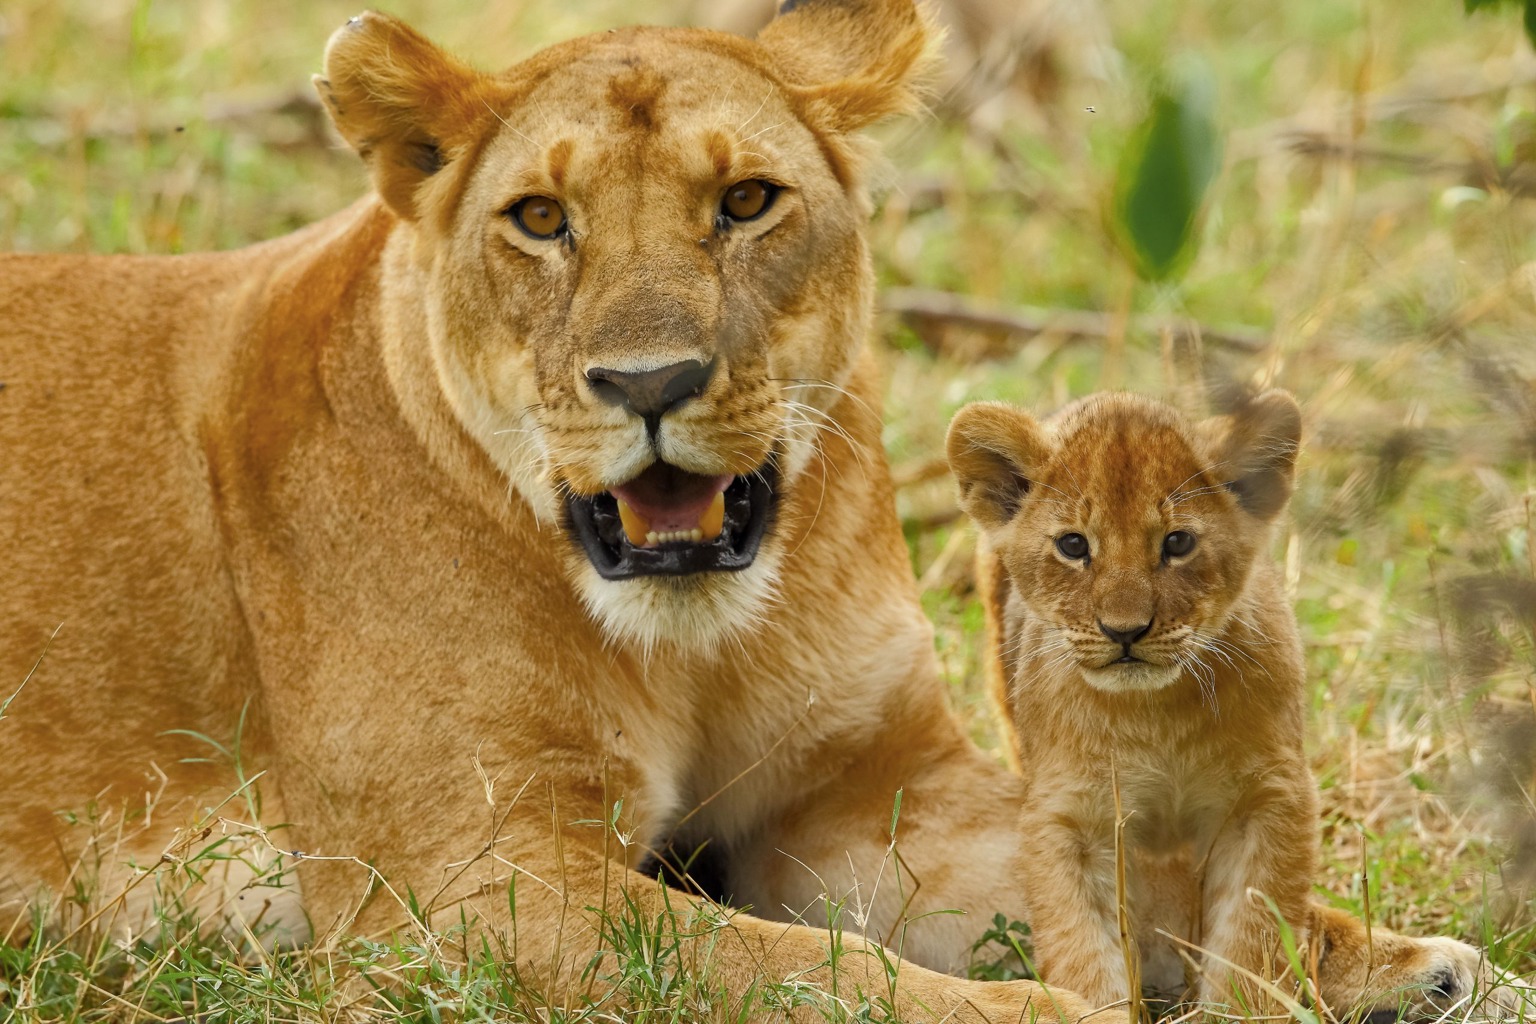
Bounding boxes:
314 13 495 220
1202 389 1303 520
946 402 1050 533
756 0 937 133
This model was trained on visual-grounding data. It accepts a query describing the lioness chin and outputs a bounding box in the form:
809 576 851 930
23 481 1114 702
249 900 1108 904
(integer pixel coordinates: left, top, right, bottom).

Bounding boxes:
952 391 1506 1020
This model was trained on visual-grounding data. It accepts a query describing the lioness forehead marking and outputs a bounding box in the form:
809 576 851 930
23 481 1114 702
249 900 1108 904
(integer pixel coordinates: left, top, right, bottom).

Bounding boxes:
547 138 575 189
705 131 734 180
606 61 669 133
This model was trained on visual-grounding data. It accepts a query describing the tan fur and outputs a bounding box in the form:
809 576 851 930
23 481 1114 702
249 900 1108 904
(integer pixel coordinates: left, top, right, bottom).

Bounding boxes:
951 392 1497 1018
1 5 1112 1021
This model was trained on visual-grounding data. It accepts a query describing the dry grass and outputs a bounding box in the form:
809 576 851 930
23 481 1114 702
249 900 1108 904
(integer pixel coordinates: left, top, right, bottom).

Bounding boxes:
6 0 1536 1018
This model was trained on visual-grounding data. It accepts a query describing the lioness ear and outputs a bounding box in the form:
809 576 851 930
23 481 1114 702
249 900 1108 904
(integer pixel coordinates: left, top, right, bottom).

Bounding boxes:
756 0 937 133
314 13 495 220
946 403 1050 532
1203 389 1303 520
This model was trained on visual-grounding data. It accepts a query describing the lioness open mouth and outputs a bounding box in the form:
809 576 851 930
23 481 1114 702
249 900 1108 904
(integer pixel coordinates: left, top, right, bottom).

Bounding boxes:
564 459 779 579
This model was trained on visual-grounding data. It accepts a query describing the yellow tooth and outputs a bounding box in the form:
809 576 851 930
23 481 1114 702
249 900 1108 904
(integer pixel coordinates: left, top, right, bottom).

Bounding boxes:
699 492 726 542
617 499 651 547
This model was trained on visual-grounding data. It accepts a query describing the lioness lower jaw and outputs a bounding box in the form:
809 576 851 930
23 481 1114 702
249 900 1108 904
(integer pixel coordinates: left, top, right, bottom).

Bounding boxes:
574 550 784 655
563 459 780 580
562 456 785 652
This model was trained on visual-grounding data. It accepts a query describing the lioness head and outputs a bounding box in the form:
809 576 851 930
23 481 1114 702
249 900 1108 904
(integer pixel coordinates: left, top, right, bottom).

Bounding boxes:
313 2 932 650
948 391 1302 693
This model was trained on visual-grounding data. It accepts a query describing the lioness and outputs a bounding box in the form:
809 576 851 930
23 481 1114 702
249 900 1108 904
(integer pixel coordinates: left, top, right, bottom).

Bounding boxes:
950 392 1497 1018
0 1 1492 1019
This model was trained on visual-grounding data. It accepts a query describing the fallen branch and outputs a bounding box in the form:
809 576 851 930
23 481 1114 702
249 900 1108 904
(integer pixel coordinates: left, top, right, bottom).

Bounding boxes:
879 287 1268 356
1230 51 1536 160
10 91 330 148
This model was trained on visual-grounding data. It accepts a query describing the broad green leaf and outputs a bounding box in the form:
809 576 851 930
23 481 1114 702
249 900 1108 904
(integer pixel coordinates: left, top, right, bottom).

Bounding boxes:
1112 63 1222 283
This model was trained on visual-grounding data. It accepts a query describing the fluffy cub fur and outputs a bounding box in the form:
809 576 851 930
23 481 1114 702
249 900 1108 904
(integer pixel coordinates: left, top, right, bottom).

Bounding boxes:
950 391 1493 1017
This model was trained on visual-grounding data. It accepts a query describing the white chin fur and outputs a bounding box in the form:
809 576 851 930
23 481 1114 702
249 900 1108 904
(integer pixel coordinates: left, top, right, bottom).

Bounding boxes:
1080 661 1182 693
572 548 783 658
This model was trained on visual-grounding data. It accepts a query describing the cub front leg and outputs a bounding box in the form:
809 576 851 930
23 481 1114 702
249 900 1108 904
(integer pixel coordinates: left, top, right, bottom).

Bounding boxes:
1198 780 1317 1013
1018 795 1130 1012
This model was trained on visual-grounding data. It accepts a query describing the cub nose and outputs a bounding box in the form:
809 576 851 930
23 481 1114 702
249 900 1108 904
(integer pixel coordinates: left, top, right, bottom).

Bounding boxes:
1098 619 1153 646
585 358 716 430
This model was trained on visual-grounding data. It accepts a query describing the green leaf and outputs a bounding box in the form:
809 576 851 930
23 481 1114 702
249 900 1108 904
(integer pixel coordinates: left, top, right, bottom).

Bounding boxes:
1113 61 1222 283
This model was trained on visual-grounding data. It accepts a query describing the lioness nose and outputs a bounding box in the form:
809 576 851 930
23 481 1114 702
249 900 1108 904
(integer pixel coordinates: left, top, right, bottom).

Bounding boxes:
585 359 716 430
1098 619 1152 646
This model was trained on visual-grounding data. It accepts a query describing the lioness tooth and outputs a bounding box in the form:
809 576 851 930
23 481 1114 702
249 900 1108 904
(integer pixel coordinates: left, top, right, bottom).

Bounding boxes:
699 492 726 542
690 528 703 542
617 498 651 547
645 530 658 545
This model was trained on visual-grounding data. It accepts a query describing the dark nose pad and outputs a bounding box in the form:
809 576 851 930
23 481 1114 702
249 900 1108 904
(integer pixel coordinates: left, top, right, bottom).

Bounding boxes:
1098 620 1153 646
585 359 716 434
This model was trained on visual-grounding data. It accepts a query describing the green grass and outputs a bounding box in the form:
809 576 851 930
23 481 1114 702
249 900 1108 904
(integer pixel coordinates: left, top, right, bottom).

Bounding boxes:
6 0 1536 1018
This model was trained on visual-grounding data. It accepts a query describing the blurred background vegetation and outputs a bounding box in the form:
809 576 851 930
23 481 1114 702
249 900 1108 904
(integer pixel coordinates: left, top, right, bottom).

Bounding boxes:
7 0 1536 1016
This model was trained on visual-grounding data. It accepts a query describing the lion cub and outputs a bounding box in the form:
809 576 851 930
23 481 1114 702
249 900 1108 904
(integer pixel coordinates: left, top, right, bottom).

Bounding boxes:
948 390 1315 1013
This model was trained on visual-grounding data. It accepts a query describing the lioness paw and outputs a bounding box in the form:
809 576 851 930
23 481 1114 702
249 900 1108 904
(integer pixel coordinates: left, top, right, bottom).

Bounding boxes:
1352 935 1522 1022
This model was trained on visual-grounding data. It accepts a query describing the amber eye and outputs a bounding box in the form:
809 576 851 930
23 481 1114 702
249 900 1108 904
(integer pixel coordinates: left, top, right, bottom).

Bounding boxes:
509 196 567 240
721 179 777 222
1056 533 1090 561
1163 531 1197 559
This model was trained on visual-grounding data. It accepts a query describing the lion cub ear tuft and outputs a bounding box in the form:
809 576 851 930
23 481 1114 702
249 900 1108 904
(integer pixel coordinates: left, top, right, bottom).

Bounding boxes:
1206 389 1303 520
315 12 494 220
946 403 1049 533
755 0 938 134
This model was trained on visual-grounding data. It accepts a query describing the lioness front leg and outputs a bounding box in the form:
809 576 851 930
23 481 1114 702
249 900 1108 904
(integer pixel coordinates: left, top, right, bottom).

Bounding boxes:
1310 903 1503 1020
510 849 1100 1024
728 732 1114 1020
295 772 1102 1024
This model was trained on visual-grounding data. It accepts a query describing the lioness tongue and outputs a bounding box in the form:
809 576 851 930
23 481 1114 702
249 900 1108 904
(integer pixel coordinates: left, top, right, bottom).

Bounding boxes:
610 465 732 547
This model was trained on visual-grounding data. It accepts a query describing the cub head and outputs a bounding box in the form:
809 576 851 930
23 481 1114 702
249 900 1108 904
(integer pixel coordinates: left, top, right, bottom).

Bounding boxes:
313 2 933 651
947 390 1302 693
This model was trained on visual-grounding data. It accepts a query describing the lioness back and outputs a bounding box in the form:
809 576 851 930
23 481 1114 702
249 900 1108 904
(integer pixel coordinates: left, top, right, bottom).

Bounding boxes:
0 214 379 923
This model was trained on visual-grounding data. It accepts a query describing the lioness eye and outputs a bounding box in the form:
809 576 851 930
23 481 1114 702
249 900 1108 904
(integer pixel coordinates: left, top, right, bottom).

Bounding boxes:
509 196 567 239
1056 533 1090 561
1163 531 1197 558
721 179 777 222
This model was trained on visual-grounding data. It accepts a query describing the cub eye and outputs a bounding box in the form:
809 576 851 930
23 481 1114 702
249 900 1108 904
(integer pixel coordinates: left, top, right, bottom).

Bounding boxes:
721 179 778 222
1163 531 1197 558
1056 533 1090 561
509 196 567 240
